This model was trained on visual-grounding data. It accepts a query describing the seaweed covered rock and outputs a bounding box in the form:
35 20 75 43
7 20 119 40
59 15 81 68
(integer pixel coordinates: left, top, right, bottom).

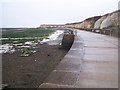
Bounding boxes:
61 34 74 49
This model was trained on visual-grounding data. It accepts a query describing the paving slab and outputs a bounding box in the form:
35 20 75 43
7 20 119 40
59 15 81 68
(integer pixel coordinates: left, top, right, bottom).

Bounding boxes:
80 62 118 73
84 41 117 48
85 47 117 54
55 61 81 72
43 71 79 86
39 83 74 88
84 54 118 62
59 55 83 65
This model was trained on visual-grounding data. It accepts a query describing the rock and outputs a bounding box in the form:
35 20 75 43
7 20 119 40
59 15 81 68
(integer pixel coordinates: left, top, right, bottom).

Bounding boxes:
25 41 33 45
100 11 120 29
65 16 101 29
110 12 119 27
100 15 112 29
61 34 74 49
94 15 107 29
47 54 50 56
65 10 119 35
2 84 8 89
73 16 101 29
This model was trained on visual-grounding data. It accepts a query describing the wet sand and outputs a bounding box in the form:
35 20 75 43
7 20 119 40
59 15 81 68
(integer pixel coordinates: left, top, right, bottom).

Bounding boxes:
2 44 69 88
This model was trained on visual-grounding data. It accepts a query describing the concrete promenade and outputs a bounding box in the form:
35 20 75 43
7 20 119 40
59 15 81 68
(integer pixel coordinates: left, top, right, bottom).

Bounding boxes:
39 30 118 88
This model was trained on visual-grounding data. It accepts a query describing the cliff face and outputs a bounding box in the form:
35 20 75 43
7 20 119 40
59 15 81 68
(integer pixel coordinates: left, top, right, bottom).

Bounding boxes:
65 16 101 29
94 15 107 29
84 16 102 28
100 11 119 29
65 10 119 31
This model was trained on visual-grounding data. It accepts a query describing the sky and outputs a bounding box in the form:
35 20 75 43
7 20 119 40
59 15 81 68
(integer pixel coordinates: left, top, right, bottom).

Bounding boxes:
1 0 119 28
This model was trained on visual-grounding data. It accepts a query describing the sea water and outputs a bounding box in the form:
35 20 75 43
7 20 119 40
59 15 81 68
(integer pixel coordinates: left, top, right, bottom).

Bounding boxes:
41 30 64 45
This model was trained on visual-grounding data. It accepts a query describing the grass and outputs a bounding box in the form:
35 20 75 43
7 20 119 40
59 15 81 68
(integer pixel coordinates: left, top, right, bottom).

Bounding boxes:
2 28 55 44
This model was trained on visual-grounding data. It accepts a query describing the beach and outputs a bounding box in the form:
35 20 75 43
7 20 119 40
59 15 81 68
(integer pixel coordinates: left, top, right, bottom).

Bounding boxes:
2 44 69 88
2 29 69 88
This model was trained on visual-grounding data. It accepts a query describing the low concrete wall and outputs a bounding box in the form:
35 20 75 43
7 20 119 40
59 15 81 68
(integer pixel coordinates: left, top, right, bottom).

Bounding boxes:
74 27 119 37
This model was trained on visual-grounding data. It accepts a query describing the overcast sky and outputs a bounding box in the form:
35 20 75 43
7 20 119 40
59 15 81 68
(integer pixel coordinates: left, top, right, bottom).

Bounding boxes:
1 0 119 28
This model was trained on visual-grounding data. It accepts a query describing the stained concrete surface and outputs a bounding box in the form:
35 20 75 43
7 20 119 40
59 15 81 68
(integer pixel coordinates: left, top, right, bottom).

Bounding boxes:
39 30 118 88
0 54 2 89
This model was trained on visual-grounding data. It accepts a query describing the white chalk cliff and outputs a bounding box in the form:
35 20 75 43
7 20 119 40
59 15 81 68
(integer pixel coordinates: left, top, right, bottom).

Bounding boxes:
65 10 119 30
